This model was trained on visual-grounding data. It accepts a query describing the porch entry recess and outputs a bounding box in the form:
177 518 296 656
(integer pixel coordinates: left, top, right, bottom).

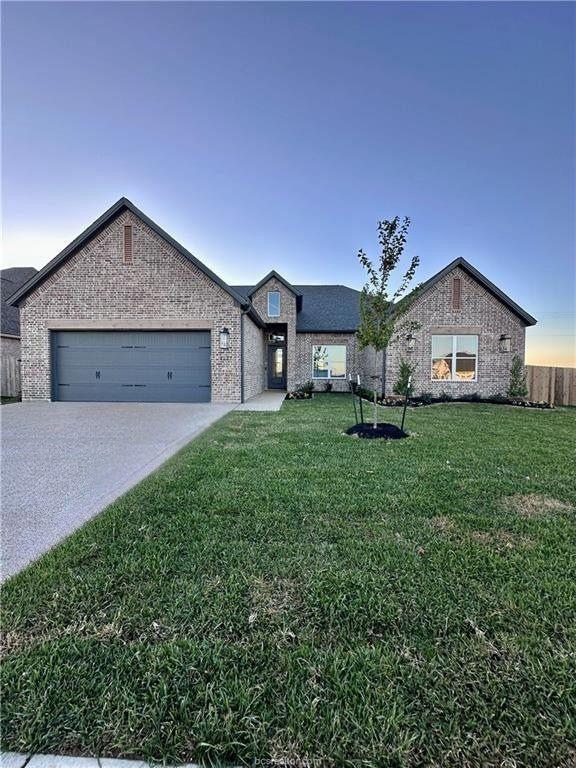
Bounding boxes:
266 328 286 390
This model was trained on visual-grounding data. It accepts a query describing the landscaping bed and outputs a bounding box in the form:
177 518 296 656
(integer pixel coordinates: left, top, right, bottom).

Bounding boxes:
354 386 553 409
2 396 575 766
346 422 407 439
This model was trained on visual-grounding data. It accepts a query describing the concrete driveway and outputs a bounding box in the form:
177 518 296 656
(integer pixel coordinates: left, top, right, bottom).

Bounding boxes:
1 401 235 580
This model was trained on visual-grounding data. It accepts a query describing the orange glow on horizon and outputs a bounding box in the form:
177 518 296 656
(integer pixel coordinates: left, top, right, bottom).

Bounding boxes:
526 337 575 368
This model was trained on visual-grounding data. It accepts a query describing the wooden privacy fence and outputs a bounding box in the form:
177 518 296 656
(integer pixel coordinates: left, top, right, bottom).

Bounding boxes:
1 357 21 397
526 365 576 406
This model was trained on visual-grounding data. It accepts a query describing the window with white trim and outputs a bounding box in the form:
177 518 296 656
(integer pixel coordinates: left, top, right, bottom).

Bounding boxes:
267 291 280 317
431 335 478 381
312 345 346 379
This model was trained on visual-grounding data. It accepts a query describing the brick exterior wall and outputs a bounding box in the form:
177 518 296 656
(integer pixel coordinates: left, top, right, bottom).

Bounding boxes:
295 332 361 392
19 210 243 402
384 266 526 397
358 345 384 391
250 278 298 390
242 315 265 399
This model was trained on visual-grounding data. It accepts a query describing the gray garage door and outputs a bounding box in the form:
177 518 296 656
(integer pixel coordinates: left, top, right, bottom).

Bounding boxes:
52 330 211 402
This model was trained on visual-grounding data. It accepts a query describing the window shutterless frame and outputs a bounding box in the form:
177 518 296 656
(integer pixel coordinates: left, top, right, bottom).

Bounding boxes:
267 291 281 317
312 345 347 379
431 334 478 382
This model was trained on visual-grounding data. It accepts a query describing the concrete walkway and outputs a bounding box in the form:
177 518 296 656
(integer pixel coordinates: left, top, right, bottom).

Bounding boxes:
1 753 222 768
235 390 286 411
1 402 235 580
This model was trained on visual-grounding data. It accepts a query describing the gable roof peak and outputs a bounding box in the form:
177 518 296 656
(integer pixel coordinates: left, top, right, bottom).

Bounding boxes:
416 256 536 326
6 198 255 316
249 270 302 298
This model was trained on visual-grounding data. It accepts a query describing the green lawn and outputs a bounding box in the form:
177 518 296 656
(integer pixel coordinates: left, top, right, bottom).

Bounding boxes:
2 396 575 767
0 396 20 405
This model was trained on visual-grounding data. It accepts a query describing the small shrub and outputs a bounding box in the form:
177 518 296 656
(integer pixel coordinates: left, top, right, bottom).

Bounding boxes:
356 386 374 402
439 391 453 401
286 390 312 400
418 391 434 405
508 355 528 399
393 358 416 396
299 380 315 396
491 393 508 404
323 381 333 393
457 392 481 402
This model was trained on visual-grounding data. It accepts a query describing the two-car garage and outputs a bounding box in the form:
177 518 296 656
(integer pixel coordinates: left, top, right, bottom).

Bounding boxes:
52 330 211 402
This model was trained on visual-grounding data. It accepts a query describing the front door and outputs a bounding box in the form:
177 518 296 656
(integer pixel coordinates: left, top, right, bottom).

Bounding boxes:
267 344 286 389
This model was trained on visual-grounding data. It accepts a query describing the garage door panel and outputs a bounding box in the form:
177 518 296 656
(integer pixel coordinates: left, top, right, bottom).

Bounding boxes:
53 331 212 403
55 340 211 364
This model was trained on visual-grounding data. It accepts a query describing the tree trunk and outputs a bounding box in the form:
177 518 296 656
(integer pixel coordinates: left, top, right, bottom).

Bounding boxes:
373 389 378 429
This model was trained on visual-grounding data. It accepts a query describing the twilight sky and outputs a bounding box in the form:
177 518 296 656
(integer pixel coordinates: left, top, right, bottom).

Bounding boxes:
2 1 574 365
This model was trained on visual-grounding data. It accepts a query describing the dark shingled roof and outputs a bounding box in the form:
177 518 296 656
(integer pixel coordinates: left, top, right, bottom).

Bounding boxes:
232 284 362 332
233 256 537 331
1 267 38 336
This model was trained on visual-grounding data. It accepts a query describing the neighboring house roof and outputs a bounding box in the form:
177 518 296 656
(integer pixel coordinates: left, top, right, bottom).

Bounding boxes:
410 257 537 326
1 267 38 336
233 284 362 332
6 197 264 327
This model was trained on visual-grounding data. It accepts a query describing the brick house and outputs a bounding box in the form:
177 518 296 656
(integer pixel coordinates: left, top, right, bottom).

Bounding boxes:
7 198 536 403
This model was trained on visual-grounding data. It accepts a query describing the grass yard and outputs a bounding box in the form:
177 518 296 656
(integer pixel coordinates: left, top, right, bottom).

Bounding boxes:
0 396 20 405
2 396 575 767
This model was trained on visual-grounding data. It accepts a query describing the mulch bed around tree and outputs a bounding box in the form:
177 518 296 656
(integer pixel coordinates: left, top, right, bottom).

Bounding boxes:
346 422 408 440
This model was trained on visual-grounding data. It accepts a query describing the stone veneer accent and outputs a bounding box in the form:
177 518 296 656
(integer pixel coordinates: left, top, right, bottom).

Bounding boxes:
250 277 298 390
383 265 526 397
19 210 243 402
242 315 265 399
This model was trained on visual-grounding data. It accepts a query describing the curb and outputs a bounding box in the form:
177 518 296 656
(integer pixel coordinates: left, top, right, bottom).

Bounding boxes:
1 754 211 768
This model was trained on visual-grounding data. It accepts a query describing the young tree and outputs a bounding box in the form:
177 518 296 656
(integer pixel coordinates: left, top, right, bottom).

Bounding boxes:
356 217 420 428
507 355 529 399
393 358 416 396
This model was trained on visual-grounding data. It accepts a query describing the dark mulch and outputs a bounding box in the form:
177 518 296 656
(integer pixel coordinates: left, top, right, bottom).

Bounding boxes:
346 422 408 439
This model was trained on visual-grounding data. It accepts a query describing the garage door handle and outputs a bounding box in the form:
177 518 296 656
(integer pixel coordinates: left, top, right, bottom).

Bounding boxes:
167 371 173 380
95 370 101 379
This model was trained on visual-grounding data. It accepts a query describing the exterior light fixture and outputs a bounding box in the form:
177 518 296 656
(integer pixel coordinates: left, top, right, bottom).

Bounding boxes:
499 334 511 353
220 327 230 350
406 333 416 351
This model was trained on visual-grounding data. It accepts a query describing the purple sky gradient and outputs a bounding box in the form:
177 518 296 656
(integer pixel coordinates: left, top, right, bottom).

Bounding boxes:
2 1 574 364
